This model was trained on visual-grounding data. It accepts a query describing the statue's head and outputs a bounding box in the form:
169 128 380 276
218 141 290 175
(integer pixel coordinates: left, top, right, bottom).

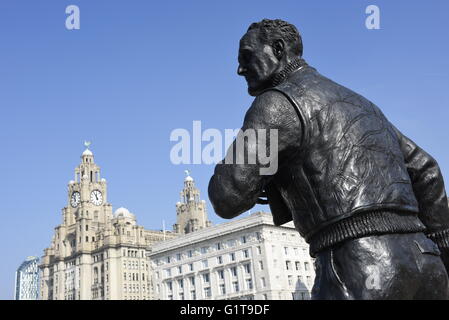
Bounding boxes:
238 19 303 96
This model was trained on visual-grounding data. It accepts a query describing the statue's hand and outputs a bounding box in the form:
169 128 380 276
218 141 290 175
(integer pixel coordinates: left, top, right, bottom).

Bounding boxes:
256 191 269 205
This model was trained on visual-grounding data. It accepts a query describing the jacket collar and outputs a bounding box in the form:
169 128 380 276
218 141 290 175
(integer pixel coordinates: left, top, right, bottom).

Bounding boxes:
271 57 308 87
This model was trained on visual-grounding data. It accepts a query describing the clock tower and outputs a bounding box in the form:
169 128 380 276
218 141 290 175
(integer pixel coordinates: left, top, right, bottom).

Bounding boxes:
65 142 112 229
173 171 212 234
39 143 177 300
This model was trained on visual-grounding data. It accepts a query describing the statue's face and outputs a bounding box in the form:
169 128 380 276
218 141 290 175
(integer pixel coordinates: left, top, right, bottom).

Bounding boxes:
238 30 280 96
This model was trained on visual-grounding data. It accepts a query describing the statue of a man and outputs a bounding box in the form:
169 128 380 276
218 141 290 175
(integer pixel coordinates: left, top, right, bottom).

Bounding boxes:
208 19 449 299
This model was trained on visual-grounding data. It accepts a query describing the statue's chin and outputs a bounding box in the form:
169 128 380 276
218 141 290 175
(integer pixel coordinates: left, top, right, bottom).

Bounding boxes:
248 87 259 97
247 79 273 97
248 85 266 97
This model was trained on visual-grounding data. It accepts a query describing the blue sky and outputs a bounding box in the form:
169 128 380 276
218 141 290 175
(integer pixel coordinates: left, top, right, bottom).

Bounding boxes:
0 0 448 299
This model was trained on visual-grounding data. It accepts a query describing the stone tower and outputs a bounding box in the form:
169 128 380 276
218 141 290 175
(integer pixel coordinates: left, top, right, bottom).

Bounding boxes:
39 143 176 300
173 171 211 234
60 142 114 257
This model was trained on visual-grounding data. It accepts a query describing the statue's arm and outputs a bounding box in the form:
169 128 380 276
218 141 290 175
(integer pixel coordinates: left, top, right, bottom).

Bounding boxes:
208 91 301 219
393 126 449 266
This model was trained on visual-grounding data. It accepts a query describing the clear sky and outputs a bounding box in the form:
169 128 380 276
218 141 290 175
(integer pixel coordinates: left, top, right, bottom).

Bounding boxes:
1 0 448 300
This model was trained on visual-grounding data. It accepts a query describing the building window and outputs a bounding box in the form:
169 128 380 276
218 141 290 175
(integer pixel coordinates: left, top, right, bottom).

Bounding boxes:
202 273 210 283
202 260 208 269
241 235 247 244
179 292 184 300
219 284 226 295
178 266 182 274
167 281 173 292
176 253 181 261
259 261 264 270
232 281 239 292
189 263 194 271
178 279 184 289
189 276 195 286
216 243 222 250
284 247 289 255
261 277 266 288
167 256 171 263
246 278 253 290
204 287 211 298
165 269 171 277
188 250 193 258
286 261 291 270
288 275 293 286
218 269 225 280
230 253 235 262
257 246 262 255
217 256 223 264
295 261 301 271
201 247 208 254
243 249 249 258
304 262 309 271
190 290 196 300
244 263 251 274
231 266 237 277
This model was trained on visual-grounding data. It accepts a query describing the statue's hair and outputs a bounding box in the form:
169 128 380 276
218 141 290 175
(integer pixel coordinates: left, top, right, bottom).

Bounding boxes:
247 19 303 57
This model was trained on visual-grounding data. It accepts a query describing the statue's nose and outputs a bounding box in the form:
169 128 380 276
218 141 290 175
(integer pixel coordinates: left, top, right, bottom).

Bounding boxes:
237 65 247 76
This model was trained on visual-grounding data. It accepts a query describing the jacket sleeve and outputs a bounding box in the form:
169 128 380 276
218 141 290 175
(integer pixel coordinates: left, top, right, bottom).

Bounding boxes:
393 126 449 269
208 91 302 220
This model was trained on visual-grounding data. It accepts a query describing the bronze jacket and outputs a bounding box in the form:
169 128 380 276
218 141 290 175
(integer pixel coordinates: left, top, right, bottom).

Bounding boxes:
209 61 449 258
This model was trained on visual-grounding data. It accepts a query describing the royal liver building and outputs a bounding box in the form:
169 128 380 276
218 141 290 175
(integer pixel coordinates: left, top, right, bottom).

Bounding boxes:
40 144 315 300
39 145 176 300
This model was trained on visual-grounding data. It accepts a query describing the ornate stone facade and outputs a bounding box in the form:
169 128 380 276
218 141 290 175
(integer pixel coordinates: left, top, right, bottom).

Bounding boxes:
39 146 176 300
173 171 212 234
150 212 315 300
39 145 315 300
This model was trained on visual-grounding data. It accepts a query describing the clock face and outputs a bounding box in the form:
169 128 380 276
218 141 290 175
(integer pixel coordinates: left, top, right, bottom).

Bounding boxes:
90 190 103 206
70 192 80 208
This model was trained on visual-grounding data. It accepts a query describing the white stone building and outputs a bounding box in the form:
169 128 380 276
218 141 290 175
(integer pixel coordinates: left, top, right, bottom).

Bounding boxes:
39 144 316 300
39 145 177 300
149 211 315 300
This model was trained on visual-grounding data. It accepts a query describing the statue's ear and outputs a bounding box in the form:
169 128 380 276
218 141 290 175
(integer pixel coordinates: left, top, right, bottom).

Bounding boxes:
272 39 285 60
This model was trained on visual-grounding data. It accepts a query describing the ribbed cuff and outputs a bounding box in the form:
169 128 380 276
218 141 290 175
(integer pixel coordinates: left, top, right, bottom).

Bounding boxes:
427 228 449 248
308 210 426 257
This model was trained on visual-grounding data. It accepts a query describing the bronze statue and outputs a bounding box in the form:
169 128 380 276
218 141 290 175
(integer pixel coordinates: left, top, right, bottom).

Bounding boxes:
208 19 449 299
